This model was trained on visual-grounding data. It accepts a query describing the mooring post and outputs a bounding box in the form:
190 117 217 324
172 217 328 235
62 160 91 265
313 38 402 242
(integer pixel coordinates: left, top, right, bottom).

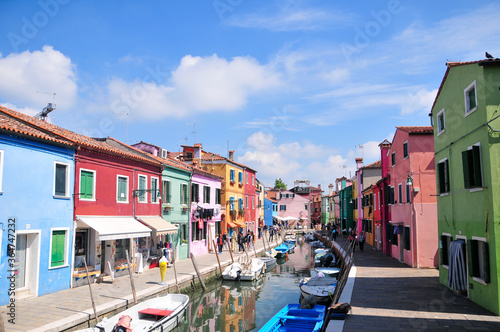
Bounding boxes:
190 253 207 291
83 256 98 326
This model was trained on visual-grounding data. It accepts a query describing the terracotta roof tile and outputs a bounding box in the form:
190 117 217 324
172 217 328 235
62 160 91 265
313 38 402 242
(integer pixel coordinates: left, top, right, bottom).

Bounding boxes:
362 159 381 169
396 126 433 134
0 106 160 166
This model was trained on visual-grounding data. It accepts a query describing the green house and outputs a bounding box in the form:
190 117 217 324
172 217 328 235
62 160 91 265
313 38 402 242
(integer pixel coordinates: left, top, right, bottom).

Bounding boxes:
339 182 354 233
431 58 500 314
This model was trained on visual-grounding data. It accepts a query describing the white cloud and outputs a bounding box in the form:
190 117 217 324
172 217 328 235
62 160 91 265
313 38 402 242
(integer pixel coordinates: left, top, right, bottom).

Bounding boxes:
107 54 281 120
400 89 438 115
0 103 39 117
226 5 353 32
0 45 77 110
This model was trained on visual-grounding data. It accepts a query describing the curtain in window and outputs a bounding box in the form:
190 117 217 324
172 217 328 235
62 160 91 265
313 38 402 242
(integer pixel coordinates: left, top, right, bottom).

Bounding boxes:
447 240 467 291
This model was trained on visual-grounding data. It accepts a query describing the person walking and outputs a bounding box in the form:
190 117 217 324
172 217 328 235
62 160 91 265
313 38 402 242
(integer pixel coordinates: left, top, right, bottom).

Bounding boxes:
249 231 255 251
269 226 274 242
359 231 365 252
237 230 244 252
217 233 223 254
349 229 357 252
222 233 229 251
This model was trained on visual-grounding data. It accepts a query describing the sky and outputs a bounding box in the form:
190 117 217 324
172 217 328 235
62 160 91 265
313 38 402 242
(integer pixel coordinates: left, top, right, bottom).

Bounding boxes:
1 0 500 190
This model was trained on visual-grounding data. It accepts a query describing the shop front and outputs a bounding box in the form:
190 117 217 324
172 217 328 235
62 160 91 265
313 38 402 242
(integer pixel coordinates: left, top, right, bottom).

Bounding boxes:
73 216 151 286
136 216 178 268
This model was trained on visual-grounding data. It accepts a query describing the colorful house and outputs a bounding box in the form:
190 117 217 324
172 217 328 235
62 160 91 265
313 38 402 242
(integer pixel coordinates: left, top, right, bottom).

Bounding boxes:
277 190 310 229
372 181 382 250
337 178 354 233
377 139 392 255
387 127 437 268
431 58 500 313
0 107 76 304
244 166 258 236
362 185 375 246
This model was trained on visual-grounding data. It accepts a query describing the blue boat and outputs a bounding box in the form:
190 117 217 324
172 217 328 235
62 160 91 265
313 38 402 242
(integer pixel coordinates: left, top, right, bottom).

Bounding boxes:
284 240 295 253
273 244 290 258
259 303 326 332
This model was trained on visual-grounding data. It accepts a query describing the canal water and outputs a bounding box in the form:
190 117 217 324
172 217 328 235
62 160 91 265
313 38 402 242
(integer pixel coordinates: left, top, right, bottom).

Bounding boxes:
175 241 316 332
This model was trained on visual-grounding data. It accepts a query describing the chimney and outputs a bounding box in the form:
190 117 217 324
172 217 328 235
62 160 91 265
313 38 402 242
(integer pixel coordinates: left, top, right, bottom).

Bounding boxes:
355 158 363 170
328 183 333 195
228 150 234 161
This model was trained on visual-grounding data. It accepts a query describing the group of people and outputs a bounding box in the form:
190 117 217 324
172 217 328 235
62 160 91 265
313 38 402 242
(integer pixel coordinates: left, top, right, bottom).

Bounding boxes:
216 229 257 254
347 228 366 252
324 222 366 252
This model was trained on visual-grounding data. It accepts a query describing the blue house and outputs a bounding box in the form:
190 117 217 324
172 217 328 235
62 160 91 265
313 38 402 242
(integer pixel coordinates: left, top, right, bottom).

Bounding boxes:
264 198 273 227
0 107 76 305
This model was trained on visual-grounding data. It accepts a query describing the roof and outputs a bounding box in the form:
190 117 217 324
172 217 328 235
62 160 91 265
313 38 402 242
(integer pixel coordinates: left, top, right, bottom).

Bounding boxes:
361 159 381 169
200 151 257 172
431 58 500 114
0 106 160 166
0 109 74 147
396 126 433 135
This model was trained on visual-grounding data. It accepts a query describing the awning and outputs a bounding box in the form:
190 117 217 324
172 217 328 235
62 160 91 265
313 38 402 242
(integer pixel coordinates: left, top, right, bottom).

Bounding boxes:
136 216 178 236
227 219 245 228
76 216 151 241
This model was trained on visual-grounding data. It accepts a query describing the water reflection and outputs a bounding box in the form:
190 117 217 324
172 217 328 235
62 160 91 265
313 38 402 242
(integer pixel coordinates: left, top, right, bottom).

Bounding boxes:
175 242 316 332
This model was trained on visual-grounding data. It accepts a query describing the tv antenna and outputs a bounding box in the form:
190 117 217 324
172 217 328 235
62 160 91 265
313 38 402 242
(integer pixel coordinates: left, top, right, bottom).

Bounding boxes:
356 144 364 159
185 123 199 145
35 92 56 122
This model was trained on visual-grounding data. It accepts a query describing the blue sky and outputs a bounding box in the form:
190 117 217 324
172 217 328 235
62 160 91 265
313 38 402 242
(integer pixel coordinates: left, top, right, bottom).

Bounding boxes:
1 0 499 190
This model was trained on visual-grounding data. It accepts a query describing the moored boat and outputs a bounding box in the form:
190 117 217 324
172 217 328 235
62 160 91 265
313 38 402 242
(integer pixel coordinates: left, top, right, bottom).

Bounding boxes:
284 240 295 253
78 293 189 332
259 303 326 332
299 276 337 304
222 258 265 281
273 244 290 258
312 267 341 278
259 252 277 272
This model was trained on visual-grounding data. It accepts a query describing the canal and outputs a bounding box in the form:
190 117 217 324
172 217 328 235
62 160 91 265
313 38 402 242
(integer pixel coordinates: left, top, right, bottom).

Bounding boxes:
175 241 316 332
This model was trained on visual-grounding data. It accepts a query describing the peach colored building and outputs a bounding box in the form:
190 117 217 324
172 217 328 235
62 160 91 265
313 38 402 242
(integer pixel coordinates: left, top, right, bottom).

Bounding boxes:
388 126 438 268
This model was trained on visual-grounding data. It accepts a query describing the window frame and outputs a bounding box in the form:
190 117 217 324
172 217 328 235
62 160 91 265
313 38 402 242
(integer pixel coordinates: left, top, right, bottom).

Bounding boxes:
181 183 189 205
391 152 396 167
245 196 248 208
162 179 171 204
470 236 490 285
438 158 450 195
464 80 478 116
462 143 483 192
398 183 402 205
79 168 96 201
405 182 411 203
280 204 286 211
215 188 221 205
440 233 452 268
252 197 255 209
403 141 408 159
116 175 129 203
203 185 210 204
54 161 70 198
191 183 199 203
48 227 69 269
137 174 147 203
437 108 445 135
150 176 159 203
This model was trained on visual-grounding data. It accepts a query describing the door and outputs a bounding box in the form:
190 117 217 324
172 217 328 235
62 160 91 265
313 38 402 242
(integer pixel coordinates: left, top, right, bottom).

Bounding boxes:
399 233 404 262
14 234 28 290
375 225 380 251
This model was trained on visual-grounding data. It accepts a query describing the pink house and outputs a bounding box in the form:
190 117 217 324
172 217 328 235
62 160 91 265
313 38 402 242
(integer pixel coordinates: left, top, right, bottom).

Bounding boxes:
277 190 310 229
388 126 438 268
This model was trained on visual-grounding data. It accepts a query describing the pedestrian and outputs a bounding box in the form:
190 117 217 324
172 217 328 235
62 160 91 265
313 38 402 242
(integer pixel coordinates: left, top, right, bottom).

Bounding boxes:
359 231 365 252
349 229 357 252
217 233 223 254
269 226 274 242
245 232 251 249
222 233 229 251
258 226 262 239
238 230 244 252
249 231 255 251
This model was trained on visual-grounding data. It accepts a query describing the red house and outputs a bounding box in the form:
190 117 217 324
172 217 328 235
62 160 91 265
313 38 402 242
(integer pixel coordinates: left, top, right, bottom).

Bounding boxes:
244 167 258 236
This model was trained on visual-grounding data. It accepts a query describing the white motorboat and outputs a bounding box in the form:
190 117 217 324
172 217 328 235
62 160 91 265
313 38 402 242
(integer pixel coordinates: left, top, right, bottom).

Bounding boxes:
259 252 277 272
222 258 264 281
78 293 189 332
314 251 335 267
284 232 297 242
312 267 341 278
299 276 337 304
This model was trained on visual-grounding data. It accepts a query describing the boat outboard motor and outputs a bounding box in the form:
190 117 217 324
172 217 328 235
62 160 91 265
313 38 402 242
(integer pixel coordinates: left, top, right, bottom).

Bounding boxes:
323 254 334 267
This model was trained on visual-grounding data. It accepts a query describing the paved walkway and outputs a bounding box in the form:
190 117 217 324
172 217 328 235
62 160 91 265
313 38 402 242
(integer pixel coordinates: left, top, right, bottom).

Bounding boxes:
0 234 284 332
332 237 500 331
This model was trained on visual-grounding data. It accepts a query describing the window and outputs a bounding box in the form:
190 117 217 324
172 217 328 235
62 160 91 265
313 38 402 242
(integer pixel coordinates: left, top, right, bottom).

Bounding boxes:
403 141 408 159
238 172 243 183
117 176 129 202
389 224 398 246
374 193 377 210
230 169 235 182
437 108 445 135
230 197 235 210
280 205 286 211
151 177 159 203
203 186 210 204
79 169 95 200
464 80 477 115
245 196 248 208
438 159 450 194
238 198 244 210
398 183 402 204
470 237 490 283
162 180 171 204
138 175 147 202
404 226 410 250
462 144 482 189
49 229 68 268
252 197 255 209
180 183 188 204
252 175 255 186
406 183 411 203
440 234 452 267
391 152 396 166
192 220 207 241
216 188 221 204
246 173 248 184
305 204 308 210
0 149 3 192
54 162 70 197
191 183 199 202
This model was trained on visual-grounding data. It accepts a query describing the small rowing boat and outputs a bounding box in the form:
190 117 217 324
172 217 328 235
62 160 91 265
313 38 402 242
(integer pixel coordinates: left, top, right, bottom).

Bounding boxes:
259 303 326 332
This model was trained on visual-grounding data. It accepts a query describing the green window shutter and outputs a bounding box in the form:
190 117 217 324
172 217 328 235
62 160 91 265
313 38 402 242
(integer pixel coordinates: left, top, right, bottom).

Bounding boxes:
443 160 450 193
117 177 127 201
51 231 66 267
81 171 93 199
483 241 490 283
184 184 188 204
167 181 171 203
462 150 471 189
472 145 482 187
438 162 445 194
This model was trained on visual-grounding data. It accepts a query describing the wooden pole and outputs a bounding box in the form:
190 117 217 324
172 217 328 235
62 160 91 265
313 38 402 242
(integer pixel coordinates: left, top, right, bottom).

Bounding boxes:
125 250 137 304
190 254 207 291
172 255 180 293
213 240 223 278
228 238 235 263
83 257 98 326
